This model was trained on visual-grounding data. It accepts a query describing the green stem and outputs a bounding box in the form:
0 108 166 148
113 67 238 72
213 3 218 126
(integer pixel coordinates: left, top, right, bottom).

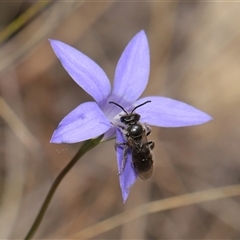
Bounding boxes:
24 135 103 240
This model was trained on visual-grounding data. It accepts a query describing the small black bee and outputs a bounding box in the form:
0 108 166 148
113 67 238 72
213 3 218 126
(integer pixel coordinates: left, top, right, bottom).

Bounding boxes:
109 100 154 180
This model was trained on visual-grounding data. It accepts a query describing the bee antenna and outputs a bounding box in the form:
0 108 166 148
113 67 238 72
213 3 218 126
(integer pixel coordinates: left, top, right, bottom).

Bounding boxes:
108 101 128 115
131 100 151 114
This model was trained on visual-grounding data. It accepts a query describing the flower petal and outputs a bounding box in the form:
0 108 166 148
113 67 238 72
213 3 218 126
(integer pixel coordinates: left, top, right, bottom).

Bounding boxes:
49 40 111 106
112 30 150 105
134 96 213 127
102 127 116 142
116 129 138 203
51 102 112 143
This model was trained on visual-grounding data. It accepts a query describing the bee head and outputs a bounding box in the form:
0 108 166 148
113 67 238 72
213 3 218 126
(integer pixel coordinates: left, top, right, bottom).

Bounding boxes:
108 100 151 125
120 113 140 125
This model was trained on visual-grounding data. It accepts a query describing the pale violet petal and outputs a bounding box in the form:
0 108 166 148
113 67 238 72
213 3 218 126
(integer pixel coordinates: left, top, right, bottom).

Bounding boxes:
134 96 213 127
116 129 138 203
49 40 111 105
51 102 112 143
102 127 116 142
112 30 150 106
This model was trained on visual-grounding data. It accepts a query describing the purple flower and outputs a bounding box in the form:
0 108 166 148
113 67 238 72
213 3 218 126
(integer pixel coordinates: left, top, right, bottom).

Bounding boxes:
49 30 212 203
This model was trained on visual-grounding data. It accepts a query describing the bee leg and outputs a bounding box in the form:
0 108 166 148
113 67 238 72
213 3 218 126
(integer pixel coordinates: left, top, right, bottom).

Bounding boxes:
115 142 126 151
115 142 129 174
146 141 154 149
117 144 128 175
143 123 151 136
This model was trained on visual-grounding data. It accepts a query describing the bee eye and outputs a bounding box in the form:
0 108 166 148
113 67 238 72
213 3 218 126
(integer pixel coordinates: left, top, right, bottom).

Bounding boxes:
120 116 125 122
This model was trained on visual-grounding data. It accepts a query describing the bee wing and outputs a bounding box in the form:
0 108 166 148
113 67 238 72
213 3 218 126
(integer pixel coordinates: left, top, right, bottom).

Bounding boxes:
132 148 154 180
137 164 153 180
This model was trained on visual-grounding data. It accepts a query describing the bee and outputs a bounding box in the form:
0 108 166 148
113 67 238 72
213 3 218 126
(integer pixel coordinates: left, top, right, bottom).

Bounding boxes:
109 101 154 180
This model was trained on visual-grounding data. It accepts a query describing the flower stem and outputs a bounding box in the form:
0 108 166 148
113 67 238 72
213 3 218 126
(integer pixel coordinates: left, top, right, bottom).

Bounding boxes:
24 135 103 240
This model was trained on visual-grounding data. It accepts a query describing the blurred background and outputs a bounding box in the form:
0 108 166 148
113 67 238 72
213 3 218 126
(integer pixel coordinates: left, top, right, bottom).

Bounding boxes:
0 0 240 239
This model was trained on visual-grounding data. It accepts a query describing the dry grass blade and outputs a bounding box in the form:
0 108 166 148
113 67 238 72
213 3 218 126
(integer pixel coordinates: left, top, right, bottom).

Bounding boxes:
68 184 240 239
0 1 82 77
0 0 52 44
0 96 39 152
